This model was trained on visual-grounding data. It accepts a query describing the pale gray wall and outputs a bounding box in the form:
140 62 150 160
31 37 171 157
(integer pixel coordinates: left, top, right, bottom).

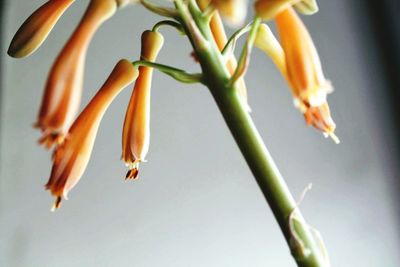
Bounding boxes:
1 1 399 266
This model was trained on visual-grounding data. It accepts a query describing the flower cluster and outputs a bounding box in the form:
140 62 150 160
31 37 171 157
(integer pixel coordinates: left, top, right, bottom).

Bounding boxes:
8 0 337 209
211 0 337 142
8 0 155 209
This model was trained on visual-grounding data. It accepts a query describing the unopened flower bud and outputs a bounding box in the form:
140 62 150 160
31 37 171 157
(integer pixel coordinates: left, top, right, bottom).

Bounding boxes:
35 0 117 149
122 30 164 179
8 0 75 58
46 59 138 210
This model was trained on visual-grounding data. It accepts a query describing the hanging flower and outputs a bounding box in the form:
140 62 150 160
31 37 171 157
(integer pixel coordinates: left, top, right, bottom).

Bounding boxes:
46 59 139 210
275 7 338 142
35 0 117 149
8 0 76 58
122 30 164 180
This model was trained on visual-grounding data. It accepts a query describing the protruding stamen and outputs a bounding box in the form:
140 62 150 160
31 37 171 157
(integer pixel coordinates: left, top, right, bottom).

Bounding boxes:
37 131 65 149
125 168 139 180
51 196 62 212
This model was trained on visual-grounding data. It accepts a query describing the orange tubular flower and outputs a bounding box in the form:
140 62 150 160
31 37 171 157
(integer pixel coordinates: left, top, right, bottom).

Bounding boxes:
275 7 338 142
35 0 117 149
122 31 164 180
8 0 75 58
46 59 139 210
197 0 250 111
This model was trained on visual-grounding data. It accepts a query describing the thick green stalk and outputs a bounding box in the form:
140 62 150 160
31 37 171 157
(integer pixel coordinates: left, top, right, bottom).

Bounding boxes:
174 1 329 266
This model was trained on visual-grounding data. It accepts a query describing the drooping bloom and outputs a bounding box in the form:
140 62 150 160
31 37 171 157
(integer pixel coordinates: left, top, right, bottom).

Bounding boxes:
46 59 138 210
122 30 164 180
255 0 318 21
209 0 248 26
197 0 250 111
35 0 117 149
8 0 75 58
275 7 338 142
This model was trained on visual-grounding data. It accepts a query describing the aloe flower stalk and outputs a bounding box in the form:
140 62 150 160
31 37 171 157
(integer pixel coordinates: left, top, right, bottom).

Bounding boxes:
35 0 117 148
8 0 338 266
197 0 250 110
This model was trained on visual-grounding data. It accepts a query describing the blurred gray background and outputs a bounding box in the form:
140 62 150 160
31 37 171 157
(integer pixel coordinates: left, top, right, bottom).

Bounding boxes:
1 0 400 266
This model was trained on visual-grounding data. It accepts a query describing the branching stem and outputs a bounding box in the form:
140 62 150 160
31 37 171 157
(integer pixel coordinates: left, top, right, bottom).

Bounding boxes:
174 1 330 266
132 60 203 84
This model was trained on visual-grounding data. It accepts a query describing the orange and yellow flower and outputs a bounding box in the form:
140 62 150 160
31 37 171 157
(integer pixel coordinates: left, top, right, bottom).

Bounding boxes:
122 30 164 179
8 0 76 58
35 0 117 149
275 7 338 141
46 59 138 210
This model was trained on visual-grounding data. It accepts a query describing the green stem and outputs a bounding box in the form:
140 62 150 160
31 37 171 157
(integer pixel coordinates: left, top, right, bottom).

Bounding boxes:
132 60 202 84
174 1 330 266
152 20 185 34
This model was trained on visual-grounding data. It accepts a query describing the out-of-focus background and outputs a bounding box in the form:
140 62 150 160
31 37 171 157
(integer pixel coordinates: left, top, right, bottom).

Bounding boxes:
1 1 399 266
